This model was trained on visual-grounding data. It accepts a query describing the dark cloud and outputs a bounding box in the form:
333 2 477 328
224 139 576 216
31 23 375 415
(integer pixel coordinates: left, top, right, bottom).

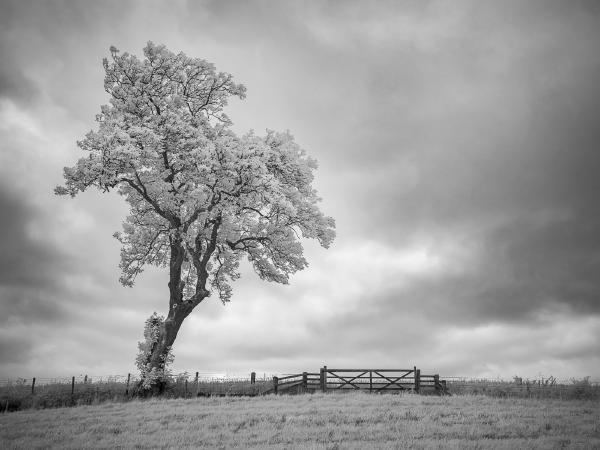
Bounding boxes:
0 55 39 105
0 0 136 116
0 330 34 364
0 187 58 288
0 185 71 324
303 2 600 327
0 2 40 104
326 230 600 329
336 6 600 234
489 217 600 316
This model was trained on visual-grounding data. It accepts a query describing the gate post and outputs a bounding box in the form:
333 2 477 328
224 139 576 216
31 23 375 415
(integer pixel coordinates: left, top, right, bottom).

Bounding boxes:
251 372 256 384
319 367 324 392
320 366 327 393
414 367 420 393
434 374 440 392
273 376 278 395
302 372 308 390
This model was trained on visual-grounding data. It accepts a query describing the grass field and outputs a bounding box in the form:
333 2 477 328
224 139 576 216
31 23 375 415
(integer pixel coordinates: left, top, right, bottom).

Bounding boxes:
1 392 599 449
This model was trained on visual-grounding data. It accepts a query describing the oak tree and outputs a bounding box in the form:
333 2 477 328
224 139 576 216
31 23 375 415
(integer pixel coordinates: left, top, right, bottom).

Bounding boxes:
56 42 335 392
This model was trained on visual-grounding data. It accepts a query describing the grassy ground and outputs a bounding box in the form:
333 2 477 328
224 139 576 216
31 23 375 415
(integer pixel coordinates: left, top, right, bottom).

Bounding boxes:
1 392 599 449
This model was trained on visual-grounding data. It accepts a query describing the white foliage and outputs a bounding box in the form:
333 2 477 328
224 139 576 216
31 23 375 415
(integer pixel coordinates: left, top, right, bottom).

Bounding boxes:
56 42 336 305
135 312 173 389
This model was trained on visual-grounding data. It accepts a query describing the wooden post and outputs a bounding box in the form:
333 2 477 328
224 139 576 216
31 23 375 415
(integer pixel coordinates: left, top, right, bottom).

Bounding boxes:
319 368 324 392
369 371 373 393
414 367 420 393
185 379 188 397
302 372 308 390
273 376 279 395
434 374 440 392
195 372 199 397
84 375 88 384
251 372 256 384
321 366 327 393
71 376 75 403
125 373 131 396
31 377 36 395
413 366 417 392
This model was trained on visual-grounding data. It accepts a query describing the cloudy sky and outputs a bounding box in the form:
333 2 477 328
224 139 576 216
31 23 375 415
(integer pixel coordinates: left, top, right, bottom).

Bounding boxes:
1 0 599 381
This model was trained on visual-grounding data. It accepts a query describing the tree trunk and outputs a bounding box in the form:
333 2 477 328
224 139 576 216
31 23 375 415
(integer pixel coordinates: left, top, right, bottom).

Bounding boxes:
138 235 210 395
142 303 194 395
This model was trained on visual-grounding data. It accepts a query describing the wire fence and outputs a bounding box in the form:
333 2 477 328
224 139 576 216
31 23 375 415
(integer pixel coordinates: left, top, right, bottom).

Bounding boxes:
1 371 598 413
0 372 280 388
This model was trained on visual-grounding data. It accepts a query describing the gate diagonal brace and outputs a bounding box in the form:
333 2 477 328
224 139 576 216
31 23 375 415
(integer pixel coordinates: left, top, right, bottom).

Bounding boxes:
328 371 368 390
373 371 412 391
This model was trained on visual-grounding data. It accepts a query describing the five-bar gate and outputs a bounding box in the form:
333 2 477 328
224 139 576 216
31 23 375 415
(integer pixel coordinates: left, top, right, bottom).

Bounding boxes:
268 366 447 395
321 367 421 392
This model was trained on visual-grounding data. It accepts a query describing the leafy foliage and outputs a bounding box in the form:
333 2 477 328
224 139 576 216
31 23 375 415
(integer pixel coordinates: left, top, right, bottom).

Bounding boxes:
135 313 173 389
56 41 335 307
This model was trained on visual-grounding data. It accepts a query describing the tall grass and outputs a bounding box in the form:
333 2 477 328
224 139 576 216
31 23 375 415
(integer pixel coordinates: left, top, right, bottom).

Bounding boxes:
1 392 599 449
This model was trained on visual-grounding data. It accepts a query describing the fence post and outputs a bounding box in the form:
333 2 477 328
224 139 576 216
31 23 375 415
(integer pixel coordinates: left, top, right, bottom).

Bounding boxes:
413 366 416 392
251 372 256 384
414 367 420 393
319 368 323 392
273 376 279 395
195 372 199 397
84 375 88 384
31 377 36 395
434 374 440 392
369 371 373 393
185 378 188 397
320 366 327 393
302 372 308 390
125 373 131 396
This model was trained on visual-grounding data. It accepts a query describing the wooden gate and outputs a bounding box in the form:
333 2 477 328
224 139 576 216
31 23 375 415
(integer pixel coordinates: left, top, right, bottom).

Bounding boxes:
321 367 420 392
268 366 447 395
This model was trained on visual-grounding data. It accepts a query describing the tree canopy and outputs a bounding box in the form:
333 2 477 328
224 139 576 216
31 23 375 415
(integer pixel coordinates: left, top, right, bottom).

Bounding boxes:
56 42 335 367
